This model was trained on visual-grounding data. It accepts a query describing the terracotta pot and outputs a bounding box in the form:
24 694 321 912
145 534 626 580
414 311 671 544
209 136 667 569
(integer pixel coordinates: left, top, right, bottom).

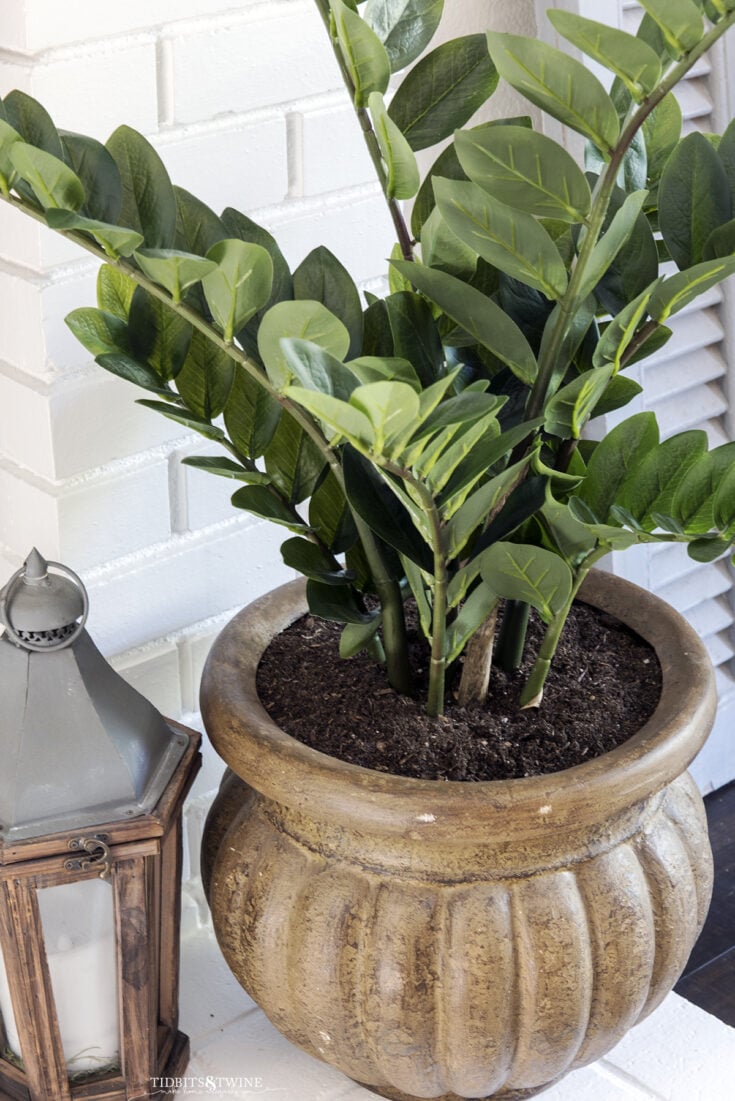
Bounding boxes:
201 571 715 1101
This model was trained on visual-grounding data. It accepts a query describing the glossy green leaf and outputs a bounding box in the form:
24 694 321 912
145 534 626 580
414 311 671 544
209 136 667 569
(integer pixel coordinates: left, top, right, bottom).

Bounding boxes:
128 286 192 382
135 248 217 302
388 34 498 151
649 257 735 321
364 0 443 71
66 307 129 357
593 279 662 370
637 0 704 54
713 464 735 532
221 206 293 309
642 94 682 184
309 467 356 554
577 412 659 522
61 132 122 223
137 399 224 440
0 119 21 194
658 132 731 268
305 579 374 625
284 386 375 449
181 456 269 484
590 375 643 419
351 380 422 454
618 430 709 527
230 485 310 532
480 542 573 624
281 338 358 400
340 616 382 657
3 90 62 160
343 444 434 570
175 187 226 257
264 416 326 505
445 457 529 560
577 190 649 301
392 259 537 385
420 206 478 276
332 0 391 106
703 217 735 260
224 366 282 459
592 190 659 317
94 352 173 397
455 125 591 222
293 246 363 360
446 581 499 664
434 177 568 300
672 442 735 533
425 413 502 494
106 125 177 249
44 210 142 258
258 300 351 389
540 493 597 567
384 291 444 386
9 143 84 211
175 328 234 419
97 264 135 321
369 91 420 199
486 32 619 153
412 138 465 237
202 239 273 342
544 365 615 440
547 11 662 100
346 354 421 389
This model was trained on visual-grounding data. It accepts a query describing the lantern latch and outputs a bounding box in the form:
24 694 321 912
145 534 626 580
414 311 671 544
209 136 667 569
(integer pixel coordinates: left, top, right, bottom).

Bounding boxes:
65 835 112 879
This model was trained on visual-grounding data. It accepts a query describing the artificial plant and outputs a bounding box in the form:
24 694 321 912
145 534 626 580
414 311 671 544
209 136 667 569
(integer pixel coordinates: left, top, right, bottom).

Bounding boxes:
3 0 735 718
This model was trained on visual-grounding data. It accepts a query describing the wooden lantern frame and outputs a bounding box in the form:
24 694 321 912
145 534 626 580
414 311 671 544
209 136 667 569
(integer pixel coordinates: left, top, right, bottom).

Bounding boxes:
0 722 200 1101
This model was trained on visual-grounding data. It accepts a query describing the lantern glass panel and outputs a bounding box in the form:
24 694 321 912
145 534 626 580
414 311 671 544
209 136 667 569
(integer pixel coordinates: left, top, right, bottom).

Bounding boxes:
37 878 120 1074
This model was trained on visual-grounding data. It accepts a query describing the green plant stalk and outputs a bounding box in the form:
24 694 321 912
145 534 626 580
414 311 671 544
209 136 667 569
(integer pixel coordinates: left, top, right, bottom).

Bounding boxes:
494 600 531 673
352 513 412 692
312 0 415 262
527 8 735 423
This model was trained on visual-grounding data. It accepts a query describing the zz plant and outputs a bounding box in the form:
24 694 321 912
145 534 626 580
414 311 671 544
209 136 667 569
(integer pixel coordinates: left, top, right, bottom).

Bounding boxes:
3 0 735 719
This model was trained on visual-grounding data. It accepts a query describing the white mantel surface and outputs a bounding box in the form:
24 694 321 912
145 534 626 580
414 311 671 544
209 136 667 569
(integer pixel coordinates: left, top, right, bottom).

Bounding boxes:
175 923 735 1101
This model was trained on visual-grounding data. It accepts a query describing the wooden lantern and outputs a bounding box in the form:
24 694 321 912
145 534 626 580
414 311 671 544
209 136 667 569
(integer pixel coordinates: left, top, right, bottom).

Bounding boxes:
0 552 201 1100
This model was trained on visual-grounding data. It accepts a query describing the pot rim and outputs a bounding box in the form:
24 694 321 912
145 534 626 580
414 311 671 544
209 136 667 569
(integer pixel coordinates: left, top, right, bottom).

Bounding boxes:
200 570 716 837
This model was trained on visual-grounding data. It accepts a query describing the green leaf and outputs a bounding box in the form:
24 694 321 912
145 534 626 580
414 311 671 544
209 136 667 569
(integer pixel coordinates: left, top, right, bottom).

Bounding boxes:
592 190 659 317
540 493 597 567
688 536 731 564
175 328 234 419
671 442 735 533
258 300 351 389
392 260 537 385
175 187 227 256
485 32 619 153
181 456 269 484
343 445 434 570
577 190 649 301
642 94 682 184
281 338 358 400
224 366 282 460
284 386 375 449
137 399 225 441
203 239 273 342
618 430 709 527
649 257 735 322
66 307 129 357
455 124 591 222
364 0 444 71
658 132 731 268
9 143 84 211
434 177 568 299
703 217 735 260
281 537 355 586
61 131 122 223
293 246 362 359
332 0 391 107
0 119 22 194
544 365 615 439
306 579 373 625
593 279 663 370
44 210 143 258
231 485 310 532
577 412 660 522
95 352 174 397
547 11 662 100
637 0 704 55
425 413 502 494
713 464 735 532
221 206 293 308
346 354 421 389
309 467 356 554
369 91 420 199
350 380 421 454
446 581 499 664
97 264 135 321
128 286 192 382
264 417 326 505
384 291 444 386
480 542 573 624
106 125 177 249
340 616 382 658
717 118 735 212
135 248 217 303
590 375 643 419
445 456 529 560
3 90 62 160
420 206 478 276
388 34 498 151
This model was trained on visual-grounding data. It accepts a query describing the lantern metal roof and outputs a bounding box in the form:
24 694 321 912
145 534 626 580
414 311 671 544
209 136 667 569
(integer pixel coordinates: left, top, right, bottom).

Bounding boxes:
0 550 188 842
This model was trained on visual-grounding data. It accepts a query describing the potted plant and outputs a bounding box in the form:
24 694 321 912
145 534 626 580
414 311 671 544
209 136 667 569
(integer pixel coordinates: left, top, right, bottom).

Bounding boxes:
1 1 735 1097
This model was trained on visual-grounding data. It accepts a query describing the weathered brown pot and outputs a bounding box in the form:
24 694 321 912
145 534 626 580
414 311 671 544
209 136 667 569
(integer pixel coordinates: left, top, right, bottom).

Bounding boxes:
201 571 715 1101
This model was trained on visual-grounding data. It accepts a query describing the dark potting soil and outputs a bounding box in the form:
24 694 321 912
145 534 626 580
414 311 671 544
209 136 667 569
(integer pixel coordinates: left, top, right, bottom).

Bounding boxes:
256 601 662 782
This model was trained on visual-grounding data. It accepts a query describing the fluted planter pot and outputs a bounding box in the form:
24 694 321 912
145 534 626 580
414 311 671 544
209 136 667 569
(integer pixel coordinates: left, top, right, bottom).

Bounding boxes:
201 570 715 1101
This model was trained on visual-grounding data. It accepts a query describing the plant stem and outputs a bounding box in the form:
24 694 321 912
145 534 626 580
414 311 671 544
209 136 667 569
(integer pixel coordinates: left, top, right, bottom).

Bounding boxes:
352 514 413 694
495 601 531 673
312 0 415 262
456 603 498 707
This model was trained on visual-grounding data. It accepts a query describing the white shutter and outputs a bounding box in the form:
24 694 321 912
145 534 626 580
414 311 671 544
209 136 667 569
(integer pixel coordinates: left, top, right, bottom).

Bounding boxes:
536 0 735 790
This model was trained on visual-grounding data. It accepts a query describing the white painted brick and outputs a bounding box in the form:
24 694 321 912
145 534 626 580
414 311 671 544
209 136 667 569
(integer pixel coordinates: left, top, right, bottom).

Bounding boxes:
8 1 255 53
169 6 339 125
0 467 59 561
160 116 289 217
179 620 228 714
84 519 290 653
0 270 46 375
300 104 376 197
0 372 55 476
110 640 183 717
174 439 241 533
269 190 397 285
0 200 81 273
0 43 159 139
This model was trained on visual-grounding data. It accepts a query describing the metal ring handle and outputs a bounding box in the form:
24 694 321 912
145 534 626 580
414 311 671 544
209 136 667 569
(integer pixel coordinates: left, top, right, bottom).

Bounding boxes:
0 560 89 653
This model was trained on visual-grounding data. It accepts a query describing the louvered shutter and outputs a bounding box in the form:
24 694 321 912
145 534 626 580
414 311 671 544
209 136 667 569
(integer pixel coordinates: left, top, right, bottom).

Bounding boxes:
537 0 735 790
